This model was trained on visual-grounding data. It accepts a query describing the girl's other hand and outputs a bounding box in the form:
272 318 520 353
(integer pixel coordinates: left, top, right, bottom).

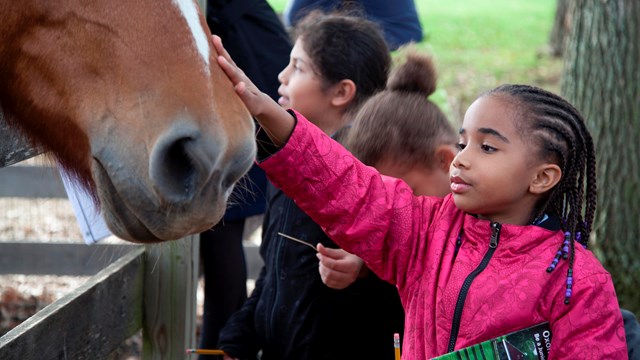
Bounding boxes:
317 243 365 289
223 356 238 360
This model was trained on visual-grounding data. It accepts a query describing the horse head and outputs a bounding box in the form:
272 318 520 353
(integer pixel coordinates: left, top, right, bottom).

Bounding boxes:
0 0 256 242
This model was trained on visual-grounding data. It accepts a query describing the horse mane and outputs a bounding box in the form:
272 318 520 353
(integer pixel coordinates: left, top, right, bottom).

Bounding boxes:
0 7 97 201
2 99 97 203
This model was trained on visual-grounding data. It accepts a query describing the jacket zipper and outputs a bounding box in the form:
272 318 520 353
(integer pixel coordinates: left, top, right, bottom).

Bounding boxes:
446 221 502 353
266 197 292 342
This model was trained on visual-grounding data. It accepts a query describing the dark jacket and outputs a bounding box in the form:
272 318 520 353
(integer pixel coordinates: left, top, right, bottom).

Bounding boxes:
623 309 640 360
219 132 405 359
283 0 423 50
207 0 292 220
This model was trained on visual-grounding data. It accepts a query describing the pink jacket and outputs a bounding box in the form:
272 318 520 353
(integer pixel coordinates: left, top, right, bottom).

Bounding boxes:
258 112 627 359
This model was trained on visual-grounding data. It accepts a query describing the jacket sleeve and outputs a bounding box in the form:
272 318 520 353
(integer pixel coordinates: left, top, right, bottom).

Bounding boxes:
622 309 640 359
548 271 628 358
217 266 266 360
257 110 443 291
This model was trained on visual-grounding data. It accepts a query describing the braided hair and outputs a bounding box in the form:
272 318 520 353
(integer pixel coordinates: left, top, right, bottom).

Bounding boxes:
486 84 597 305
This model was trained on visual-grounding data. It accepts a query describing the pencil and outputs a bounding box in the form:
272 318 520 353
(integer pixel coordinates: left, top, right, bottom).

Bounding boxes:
394 333 401 360
186 348 226 355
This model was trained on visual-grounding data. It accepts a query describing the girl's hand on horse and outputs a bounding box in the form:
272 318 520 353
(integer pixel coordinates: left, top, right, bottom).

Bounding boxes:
213 35 265 115
213 35 294 146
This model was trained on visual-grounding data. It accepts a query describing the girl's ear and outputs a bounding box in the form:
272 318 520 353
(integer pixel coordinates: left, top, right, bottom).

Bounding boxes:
529 164 562 194
435 145 456 173
330 79 357 108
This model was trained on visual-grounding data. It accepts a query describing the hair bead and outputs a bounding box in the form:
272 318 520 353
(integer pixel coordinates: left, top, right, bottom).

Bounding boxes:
564 269 574 304
546 250 563 272
562 232 571 259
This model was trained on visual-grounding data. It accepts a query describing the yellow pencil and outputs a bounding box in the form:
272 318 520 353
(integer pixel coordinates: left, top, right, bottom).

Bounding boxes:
394 333 401 360
186 348 226 355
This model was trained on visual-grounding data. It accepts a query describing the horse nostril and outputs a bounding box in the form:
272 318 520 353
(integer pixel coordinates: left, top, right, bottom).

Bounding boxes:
164 138 197 197
149 125 222 204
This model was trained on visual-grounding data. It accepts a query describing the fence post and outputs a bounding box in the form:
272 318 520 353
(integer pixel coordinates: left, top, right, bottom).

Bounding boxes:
142 235 199 360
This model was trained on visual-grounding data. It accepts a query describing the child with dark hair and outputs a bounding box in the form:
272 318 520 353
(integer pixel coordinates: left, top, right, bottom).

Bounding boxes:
318 48 457 292
281 10 390 126
214 34 628 357
217 11 404 360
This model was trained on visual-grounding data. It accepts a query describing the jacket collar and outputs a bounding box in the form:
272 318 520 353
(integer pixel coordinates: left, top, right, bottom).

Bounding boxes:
461 212 561 256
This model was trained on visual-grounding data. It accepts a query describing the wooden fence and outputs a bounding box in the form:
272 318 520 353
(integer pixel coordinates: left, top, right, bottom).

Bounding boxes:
0 162 200 359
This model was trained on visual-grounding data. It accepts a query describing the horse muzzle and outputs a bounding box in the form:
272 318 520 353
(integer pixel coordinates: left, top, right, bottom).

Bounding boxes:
90 120 256 243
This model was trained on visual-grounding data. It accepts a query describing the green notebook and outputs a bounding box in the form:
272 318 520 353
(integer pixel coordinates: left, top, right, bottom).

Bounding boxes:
433 322 551 360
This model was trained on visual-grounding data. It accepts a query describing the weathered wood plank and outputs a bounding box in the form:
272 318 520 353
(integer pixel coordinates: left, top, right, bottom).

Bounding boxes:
0 110 43 168
0 165 67 198
0 241 261 279
0 246 145 360
0 242 138 276
143 236 199 360
244 243 262 281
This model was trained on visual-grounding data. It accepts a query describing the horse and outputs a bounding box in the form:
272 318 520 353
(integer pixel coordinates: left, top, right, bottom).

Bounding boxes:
0 0 256 243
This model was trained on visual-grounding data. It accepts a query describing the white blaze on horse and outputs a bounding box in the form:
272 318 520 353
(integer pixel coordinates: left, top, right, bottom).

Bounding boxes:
0 0 256 242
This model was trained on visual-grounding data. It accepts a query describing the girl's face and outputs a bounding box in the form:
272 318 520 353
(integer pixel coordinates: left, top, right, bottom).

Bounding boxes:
277 39 338 133
450 95 544 225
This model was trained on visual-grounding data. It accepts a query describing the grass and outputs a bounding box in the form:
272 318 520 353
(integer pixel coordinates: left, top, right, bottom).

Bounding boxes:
266 0 563 123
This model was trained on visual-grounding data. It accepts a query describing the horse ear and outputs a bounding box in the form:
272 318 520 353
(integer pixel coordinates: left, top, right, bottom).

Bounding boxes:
330 79 356 108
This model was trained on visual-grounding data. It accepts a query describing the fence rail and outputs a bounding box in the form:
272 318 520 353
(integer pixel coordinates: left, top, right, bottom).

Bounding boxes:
0 161 201 359
0 238 200 360
0 247 145 360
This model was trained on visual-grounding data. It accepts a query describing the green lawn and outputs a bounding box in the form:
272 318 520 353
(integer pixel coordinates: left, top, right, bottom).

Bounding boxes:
267 0 562 123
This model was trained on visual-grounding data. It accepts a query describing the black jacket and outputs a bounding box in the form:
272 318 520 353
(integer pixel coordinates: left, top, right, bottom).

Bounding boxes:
218 181 405 359
206 0 292 221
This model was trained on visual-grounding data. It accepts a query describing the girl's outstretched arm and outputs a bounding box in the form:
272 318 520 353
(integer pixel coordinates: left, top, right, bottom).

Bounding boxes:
212 35 294 147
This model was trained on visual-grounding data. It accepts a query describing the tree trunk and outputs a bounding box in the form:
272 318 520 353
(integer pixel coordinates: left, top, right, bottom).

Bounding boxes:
561 0 640 316
548 0 574 57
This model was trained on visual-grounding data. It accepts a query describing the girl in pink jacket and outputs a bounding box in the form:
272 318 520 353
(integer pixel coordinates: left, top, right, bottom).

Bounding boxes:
213 37 628 359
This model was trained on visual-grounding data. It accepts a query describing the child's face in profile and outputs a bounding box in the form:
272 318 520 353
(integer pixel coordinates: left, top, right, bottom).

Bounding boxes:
450 95 544 224
277 38 335 129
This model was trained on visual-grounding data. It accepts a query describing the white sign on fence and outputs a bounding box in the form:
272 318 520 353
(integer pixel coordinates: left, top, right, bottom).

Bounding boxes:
59 169 112 244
